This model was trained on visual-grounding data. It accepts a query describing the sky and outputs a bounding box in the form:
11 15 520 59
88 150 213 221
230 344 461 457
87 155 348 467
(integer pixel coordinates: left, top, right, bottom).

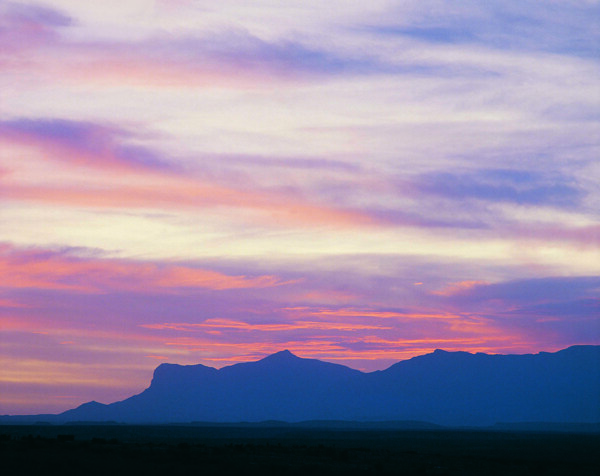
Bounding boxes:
1 0 599 415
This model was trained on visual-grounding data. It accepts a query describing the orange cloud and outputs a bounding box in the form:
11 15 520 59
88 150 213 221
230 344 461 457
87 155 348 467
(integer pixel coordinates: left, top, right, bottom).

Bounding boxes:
0 316 44 332
162 338 345 358
141 318 390 333
0 361 130 387
432 280 489 296
283 306 460 320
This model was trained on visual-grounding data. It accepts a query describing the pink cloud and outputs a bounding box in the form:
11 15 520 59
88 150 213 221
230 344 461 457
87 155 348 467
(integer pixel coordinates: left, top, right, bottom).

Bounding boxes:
0 244 288 293
0 316 44 332
292 290 358 304
432 280 489 297
283 306 460 321
2 180 375 228
0 3 71 54
1 6 359 90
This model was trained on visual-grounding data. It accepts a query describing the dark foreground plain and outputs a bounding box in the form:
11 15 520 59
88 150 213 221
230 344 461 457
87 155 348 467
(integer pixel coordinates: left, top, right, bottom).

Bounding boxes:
1 424 599 476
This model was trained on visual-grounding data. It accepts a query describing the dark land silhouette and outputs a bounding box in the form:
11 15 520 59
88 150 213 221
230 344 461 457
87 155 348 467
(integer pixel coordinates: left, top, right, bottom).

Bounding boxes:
2 345 599 427
1 424 599 475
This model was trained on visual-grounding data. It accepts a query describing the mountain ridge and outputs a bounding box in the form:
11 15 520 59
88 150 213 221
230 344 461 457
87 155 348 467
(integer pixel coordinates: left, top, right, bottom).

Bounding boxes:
2 345 599 426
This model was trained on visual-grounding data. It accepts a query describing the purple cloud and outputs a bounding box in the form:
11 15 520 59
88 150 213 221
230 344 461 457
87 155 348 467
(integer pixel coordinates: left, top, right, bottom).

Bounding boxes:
4 2 72 27
412 169 584 208
0 2 72 52
364 1 600 58
442 276 600 305
0 118 175 172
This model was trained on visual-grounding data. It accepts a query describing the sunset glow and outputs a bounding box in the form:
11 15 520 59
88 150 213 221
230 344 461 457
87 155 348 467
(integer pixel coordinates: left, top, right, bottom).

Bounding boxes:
1 0 599 415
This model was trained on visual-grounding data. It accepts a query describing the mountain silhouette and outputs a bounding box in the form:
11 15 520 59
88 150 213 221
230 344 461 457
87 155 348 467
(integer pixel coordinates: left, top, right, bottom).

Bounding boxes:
8 346 600 426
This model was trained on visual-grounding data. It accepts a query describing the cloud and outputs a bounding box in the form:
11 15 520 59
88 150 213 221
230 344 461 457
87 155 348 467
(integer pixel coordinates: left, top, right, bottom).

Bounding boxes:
5 115 591 244
367 25 478 44
0 2 394 89
433 276 600 344
208 153 361 173
413 169 584 208
4 1 532 92
442 276 600 305
509 298 600 321
0 117 380 228
364 0 600 57
141 318 390 332
363 207 488 229
67 32 379 87
283 306 458 321
2 180 377 229
0 243 289 293
432 280 489 296
0 2 72 53
0 118 173 172
505 223 600 249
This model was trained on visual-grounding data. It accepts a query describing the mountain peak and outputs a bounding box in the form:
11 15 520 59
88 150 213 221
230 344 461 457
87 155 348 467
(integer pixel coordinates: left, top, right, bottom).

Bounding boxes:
261 349 299 361
78 400 103 408
279 349 295 356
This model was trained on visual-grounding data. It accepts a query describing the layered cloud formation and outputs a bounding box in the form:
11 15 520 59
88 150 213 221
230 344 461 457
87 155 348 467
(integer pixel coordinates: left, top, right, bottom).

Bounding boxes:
1 0 599 414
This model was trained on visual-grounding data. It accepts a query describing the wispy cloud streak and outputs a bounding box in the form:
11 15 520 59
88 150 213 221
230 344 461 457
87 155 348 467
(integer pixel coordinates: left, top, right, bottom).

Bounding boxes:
0 244 289 293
